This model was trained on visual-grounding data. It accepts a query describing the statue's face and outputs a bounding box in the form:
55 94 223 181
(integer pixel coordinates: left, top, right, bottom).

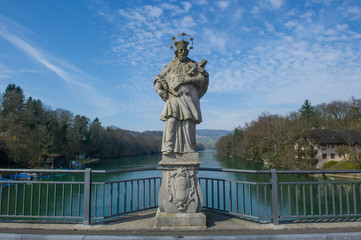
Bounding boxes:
177 47 188 61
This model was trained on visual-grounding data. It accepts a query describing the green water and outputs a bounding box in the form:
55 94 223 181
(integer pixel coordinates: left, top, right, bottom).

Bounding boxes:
1 152 360 220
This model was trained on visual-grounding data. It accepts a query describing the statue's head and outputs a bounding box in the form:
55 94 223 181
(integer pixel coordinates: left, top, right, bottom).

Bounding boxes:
174 39 189 62
170 33 193 62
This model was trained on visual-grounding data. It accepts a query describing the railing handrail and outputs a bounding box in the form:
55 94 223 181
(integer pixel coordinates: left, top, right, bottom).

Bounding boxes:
0 167 162 174
92 167 161 174
276 169 361 174
0 168 85 174
2 167 361 175
200 167 361 174
199 167 271 174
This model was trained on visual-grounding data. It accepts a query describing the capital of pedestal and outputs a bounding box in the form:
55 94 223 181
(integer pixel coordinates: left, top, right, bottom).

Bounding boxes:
159 152 202 166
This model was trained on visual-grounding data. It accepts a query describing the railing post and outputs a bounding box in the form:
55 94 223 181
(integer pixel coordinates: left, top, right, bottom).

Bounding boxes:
270 169 279 225
83 168 92 225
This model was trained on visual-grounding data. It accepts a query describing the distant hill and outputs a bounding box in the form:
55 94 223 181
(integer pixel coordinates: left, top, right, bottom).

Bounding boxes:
126 129 231 150
196 129 232 149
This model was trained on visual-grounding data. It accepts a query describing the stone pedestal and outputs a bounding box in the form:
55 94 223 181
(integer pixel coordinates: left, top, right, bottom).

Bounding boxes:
153 152 206 230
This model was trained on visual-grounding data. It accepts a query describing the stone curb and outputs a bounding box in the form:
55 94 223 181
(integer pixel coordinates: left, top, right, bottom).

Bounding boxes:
1 232 361 240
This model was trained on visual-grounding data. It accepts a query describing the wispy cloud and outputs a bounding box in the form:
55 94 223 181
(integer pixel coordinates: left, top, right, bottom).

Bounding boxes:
0 23 118 116
92 0 361 129
0 28 71 82
345 5 361 20
218 1 230 10
205 2 361 112
0 63 15 79
269 0 285 9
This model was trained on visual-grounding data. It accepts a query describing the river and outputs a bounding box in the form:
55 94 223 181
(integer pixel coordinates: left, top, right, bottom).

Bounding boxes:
2 151 358 220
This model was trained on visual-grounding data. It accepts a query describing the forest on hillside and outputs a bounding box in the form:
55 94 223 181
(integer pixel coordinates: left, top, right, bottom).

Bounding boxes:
215 99 361 170
0 84 162 168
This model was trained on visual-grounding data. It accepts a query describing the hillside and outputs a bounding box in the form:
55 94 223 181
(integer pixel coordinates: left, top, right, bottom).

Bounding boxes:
196 129 232 150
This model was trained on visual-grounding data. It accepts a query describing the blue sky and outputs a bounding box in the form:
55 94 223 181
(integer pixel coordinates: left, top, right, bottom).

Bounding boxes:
1 0 361 132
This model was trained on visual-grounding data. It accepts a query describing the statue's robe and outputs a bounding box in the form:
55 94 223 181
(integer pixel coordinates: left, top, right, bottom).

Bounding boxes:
154 57 209 153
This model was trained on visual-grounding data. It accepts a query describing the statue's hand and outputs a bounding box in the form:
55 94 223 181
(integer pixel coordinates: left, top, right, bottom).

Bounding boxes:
157 89 168 101
180 76 193 84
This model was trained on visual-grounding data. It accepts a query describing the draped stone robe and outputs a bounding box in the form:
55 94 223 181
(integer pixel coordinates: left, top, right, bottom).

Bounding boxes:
154 57 209 154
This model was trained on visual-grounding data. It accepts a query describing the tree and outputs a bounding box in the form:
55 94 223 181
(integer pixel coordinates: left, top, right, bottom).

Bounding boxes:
0 84 26 165
350 97 361 129
1 84 25 117
1 84 25 129
299 99 314 120
69 115 90 156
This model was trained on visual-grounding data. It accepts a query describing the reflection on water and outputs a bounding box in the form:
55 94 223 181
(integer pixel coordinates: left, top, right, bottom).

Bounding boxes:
81 151 314 183
84 151 269 182
2 152 360 220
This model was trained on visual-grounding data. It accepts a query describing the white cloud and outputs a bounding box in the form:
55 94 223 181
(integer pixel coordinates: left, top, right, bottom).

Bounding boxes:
284 20 298 29
160 3 186 15
193 0 207 5
93 0 361 129
178 16 197 28
144 5 163 18
218 1 229 10
0 27 118 116
0 63 15 79
203 29 228 53
0 29 70 82
182 2 192 12
118 9 146 22
346 6 361 20
240 26 251 32
233 8 244 19
269 0 284 9
265 22 275 32
205 11 361 110
251 6 259 15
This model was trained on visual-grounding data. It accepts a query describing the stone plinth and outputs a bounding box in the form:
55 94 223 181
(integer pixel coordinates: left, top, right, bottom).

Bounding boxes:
153 152 206 230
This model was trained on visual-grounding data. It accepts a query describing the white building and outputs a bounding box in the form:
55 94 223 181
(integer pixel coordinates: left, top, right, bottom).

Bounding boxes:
294 129 361 169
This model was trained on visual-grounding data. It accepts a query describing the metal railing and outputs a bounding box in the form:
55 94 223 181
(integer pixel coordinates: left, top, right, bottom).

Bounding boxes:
0 168 161 225
1 167 361 225
199 168 361 224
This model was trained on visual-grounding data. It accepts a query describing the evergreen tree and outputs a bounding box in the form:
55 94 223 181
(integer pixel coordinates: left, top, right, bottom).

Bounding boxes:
299 99 314 120
1 84 25 129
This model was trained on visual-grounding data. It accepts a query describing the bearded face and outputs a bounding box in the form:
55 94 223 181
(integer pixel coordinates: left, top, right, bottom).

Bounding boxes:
177 48 188 61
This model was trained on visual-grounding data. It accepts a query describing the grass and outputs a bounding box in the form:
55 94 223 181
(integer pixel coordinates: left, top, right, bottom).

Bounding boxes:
323 161 361 170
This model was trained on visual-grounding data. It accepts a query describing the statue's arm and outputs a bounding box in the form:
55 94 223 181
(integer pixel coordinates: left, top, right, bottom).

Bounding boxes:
154 75 169 102
154 63 173 101
181 70 208 87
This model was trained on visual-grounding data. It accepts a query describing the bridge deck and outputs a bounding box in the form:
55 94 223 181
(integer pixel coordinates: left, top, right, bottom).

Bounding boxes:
1 209 361 237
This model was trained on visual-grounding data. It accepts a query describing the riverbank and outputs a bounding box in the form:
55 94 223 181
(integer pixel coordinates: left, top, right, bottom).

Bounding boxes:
72 158 100 165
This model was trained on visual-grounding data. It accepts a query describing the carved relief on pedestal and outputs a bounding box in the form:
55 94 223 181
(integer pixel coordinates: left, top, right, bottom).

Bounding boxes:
167 167 195 211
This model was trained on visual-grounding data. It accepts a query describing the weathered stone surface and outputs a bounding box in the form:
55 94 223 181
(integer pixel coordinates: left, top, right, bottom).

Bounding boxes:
159 152 202 166
154 34 209 155
153 209 207 230
153 33 207 229
157 164 203 214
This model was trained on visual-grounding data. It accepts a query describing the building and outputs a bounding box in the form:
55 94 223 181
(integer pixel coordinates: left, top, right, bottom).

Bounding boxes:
294 129 361 168
43 154 66 169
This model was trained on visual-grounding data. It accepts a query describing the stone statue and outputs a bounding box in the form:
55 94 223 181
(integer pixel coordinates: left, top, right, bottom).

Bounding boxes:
153 33 208 229
154 33 209 154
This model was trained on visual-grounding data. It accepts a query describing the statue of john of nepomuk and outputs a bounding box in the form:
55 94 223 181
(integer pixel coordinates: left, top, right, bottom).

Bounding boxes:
154 33 209 154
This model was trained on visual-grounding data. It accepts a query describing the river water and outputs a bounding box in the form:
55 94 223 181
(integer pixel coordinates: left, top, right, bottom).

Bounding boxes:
83 151 314 183
2 151 359 220
86 151 268 180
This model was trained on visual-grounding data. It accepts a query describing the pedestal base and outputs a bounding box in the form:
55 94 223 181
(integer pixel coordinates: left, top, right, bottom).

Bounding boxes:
153 209 207 230
153 152 207 229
